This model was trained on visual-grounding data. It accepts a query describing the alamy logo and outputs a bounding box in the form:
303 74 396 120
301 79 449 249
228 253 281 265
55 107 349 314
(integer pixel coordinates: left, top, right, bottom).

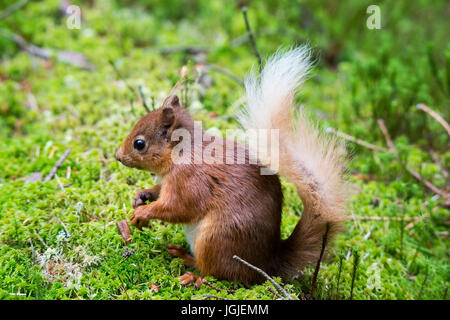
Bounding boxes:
66 5 81 29
366 5 381 30
170 121 280 175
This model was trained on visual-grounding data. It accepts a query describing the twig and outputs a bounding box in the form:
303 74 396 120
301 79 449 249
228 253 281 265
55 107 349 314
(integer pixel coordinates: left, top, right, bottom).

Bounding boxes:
44 148 71 182
377 119 395 152
417 104 450 136
202 279 235 294
326 128 388 152
138 85 151 112
310 222 330 298
266 286 285 300
334 124 449 200
0 0 29 20
429 149 448 178
54 174 65 190
241 6 262 73
377 119 448 199
0 29 94 70
233 255 294 300
56 182 74 190
406 167 448 198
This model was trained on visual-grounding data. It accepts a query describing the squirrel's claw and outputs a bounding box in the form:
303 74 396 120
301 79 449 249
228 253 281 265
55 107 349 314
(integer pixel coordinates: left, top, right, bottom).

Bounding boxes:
132 189 157 209
177 272 204 289
130 207 150 230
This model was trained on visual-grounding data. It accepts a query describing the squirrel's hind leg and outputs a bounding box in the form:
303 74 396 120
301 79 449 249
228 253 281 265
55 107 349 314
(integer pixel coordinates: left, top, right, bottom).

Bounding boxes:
167 244 196 268
177 272 204 288
167 246 204 288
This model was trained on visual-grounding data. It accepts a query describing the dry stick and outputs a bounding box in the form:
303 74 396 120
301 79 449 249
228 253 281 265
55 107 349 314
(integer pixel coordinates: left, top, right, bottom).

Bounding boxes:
56 182 74 190
330 126 448 200
326 128 388 152
202 279 235 294
43 148 71 183
309 223 330 298
429 149 448 178
406 167 448 198
54 174 65 190
233 255 294 300
417 103 450 136
241 6 262 73
377 119 395 152
266 286 285 300
0 0 29 20
376 120 449 199
0 29 94 70
137 85 151 112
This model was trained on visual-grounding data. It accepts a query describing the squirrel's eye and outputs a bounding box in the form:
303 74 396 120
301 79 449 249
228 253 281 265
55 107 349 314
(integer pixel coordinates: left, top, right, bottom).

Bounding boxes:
133 139 146 151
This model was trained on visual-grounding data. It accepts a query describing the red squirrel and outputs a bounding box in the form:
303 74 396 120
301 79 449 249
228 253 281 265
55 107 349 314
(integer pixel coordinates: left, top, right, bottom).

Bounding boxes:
115 46 348 285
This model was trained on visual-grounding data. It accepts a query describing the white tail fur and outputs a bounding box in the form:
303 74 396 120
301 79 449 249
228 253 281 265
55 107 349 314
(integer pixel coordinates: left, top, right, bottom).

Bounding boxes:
239 46 348 276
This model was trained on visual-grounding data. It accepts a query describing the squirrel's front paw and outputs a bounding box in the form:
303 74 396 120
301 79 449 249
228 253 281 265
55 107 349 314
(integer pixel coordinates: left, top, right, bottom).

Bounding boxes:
130 206 151 230
132 189 158 209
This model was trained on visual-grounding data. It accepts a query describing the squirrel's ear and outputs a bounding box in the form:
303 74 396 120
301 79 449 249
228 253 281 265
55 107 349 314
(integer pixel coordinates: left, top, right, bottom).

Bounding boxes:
161 106 174 127
162 94 181 108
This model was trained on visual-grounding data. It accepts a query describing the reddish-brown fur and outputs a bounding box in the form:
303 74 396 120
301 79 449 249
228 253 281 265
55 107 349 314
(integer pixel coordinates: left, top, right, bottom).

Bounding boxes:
116 95 343 285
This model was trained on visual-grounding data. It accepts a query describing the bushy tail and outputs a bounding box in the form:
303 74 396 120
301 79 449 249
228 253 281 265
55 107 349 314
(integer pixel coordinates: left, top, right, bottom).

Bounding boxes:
238 46 349 277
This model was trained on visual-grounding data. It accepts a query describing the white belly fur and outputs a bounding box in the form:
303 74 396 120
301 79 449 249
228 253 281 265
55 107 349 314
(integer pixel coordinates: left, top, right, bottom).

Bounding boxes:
183 223 199 256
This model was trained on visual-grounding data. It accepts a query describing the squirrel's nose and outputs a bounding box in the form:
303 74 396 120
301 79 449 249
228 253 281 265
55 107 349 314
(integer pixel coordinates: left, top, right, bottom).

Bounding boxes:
115 149 122 163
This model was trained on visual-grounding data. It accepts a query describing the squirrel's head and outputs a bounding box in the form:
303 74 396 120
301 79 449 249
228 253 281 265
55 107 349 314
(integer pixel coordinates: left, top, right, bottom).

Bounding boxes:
115 94 192 175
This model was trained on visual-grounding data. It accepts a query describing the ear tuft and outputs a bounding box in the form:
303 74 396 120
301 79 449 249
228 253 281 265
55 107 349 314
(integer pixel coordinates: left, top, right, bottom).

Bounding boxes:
161 107 175 127
163 94 181 108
